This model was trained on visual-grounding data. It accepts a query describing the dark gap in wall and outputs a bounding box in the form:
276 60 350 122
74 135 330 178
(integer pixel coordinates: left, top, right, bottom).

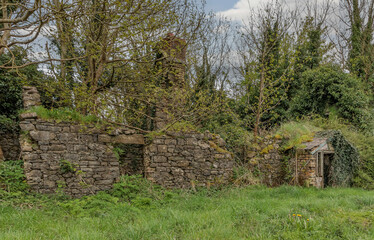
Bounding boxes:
0 128 21 161
113 144 144 176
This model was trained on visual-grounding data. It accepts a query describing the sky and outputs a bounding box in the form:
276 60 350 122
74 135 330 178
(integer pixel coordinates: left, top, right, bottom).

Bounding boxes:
205 0 297 21
205 0 340 21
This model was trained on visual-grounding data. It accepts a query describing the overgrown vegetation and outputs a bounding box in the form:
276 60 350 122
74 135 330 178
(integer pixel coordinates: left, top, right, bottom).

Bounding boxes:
0 160 28 192
21 106 100 124
0 0 374 237
316 130 360 187
0 183 373 239
272 116 374 189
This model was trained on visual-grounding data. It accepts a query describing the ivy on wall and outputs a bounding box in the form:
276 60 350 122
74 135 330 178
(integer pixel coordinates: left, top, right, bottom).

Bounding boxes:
316 130 360 187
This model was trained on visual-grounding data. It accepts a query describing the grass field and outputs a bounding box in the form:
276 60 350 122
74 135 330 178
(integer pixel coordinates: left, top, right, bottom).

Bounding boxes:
0 186 373 240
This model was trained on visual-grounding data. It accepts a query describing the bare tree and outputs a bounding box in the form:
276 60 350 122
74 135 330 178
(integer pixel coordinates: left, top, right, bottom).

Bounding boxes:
0 0 46 57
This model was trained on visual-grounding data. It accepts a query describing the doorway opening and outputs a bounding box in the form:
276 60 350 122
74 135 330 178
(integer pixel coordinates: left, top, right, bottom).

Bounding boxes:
316 151 334 188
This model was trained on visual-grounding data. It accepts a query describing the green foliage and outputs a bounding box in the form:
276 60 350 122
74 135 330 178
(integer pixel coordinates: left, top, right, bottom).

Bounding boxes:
59 159 78 174
112 147 125 161
316 130 360 187
0 115 18 132
232 165 261 186
0 48 28 119
280 117 374 189
21 106 99 124
289 65 372 130
165 120 198 132
110 175 176 207
202 108 253 162
57 192 127 217
0 160 28 192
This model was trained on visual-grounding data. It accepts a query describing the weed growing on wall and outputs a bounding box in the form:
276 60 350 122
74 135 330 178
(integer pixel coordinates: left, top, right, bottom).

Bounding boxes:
20 106 99 124
59 159 79 174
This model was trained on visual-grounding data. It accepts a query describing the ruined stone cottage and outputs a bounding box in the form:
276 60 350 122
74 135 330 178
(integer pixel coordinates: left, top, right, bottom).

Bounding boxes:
0 34 234 197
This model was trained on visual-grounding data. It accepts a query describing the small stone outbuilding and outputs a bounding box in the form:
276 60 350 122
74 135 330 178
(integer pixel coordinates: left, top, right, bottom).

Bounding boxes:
292 138 335 188
291 131 359 188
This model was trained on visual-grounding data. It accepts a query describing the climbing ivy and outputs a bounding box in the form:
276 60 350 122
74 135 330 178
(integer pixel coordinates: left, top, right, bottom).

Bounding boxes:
316 130 360 187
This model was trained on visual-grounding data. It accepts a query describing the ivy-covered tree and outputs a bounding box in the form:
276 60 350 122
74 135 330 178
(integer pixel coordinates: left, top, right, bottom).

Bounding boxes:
290 64 372 130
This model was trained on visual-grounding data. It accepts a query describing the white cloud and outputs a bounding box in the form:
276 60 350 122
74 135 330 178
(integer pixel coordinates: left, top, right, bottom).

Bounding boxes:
218 0 339 22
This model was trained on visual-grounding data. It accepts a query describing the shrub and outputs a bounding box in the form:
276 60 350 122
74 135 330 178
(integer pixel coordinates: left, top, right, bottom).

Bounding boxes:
110 175 176 206
289 65 372 130
0 160 28 192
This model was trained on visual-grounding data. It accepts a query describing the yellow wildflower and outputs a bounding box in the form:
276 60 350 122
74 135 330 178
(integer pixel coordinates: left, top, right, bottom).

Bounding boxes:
297 214 301 217
292 214 296 216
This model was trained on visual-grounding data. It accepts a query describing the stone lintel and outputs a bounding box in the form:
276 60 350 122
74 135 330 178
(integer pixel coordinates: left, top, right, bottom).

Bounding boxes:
112 134 145 145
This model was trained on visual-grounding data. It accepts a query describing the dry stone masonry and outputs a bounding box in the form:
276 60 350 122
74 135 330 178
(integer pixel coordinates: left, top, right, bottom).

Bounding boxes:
22 86 41 109
248 137 284 186
15 33 234 197
144 131 233 188
17 85 234 197
19 115 122 197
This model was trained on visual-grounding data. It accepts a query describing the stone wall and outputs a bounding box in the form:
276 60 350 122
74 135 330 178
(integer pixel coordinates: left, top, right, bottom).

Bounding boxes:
22 86 41 109
144 131 234 188
0 129 21 160
18 112 147 197
289 150 316 186
247 137 284 186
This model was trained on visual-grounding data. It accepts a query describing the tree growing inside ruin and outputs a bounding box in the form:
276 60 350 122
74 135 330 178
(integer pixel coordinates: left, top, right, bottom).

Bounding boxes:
236 1 295 138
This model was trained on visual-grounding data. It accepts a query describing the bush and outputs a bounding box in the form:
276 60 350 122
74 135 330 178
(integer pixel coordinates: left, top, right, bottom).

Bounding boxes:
289 65 372 130
110 175 176 206
202 111 253 162
0 160 28 192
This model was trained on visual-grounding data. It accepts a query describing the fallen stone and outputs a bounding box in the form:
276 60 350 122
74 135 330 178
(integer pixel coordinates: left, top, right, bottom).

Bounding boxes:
20 112 38 120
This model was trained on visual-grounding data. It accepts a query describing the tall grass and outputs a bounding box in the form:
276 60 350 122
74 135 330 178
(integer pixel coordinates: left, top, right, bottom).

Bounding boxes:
0 186 373 239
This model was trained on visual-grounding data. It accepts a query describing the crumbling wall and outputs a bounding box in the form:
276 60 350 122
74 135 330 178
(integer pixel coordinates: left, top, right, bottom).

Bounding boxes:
19 114 124 197
18 84 235 196
247 137 284 186
144 131 234 188
22 86 41 109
